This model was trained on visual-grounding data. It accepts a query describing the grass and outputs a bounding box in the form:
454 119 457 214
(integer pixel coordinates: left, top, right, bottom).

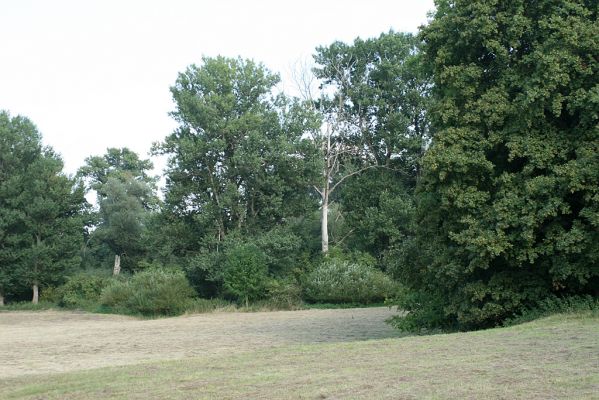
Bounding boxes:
0 301 58 311
0 298 388 316
0 310 597 399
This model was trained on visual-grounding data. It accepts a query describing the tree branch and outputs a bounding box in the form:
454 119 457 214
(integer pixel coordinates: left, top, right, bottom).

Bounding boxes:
330 165 377 195
313 185 323 198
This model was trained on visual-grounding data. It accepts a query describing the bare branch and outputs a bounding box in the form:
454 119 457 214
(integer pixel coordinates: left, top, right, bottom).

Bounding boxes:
313 185 323 197
330 165 377 195
334 228 355 247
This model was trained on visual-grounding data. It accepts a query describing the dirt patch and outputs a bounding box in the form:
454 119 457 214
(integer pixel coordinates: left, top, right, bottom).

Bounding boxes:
0 307 400 378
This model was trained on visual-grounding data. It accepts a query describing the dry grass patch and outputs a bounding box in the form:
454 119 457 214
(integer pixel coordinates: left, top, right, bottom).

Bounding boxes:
0 309 597 399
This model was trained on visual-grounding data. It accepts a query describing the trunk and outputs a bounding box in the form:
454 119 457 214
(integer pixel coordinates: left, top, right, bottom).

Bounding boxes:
321 192 329 255
113 254 121 276
0 293 4 306
32 283 39 304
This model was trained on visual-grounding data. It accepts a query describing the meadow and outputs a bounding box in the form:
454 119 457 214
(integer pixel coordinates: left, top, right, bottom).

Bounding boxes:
1 308 597 399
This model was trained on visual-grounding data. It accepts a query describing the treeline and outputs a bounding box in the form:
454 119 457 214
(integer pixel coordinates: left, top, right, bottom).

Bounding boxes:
1 0 597 330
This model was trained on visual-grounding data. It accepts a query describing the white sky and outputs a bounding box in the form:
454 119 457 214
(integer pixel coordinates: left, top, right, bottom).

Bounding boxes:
1 0 435 176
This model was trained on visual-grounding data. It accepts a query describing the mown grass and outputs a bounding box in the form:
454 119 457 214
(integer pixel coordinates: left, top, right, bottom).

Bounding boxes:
1 312 597 399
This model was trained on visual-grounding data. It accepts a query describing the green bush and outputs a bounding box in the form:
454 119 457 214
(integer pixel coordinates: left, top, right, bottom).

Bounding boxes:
222 244 269 306
503 295 599 327
39 286 61 304
56 274 111 308
265 279 303 310
100 268 196 316
303 260 398 304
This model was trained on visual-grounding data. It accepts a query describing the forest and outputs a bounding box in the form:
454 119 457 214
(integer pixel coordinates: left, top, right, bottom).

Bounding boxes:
1 0 597 332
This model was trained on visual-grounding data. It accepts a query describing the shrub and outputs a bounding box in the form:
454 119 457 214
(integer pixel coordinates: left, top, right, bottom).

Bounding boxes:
222 244 269 307
100 268 196 316
56 274 111 308
303 260 398 304
265 279 303 310
503 295 599 327
39 286 61 304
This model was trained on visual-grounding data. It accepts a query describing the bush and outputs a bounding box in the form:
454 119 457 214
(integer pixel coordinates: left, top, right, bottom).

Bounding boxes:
55 274 111 308
303 260 398 304
222 244 269 306
100 268 196 316
265 279 303 310
503 295 599 327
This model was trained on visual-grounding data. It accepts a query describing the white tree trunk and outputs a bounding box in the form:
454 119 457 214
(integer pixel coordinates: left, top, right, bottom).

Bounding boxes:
113 254 121 276
0 293 4 306
32 283 39 304
321 193 329 255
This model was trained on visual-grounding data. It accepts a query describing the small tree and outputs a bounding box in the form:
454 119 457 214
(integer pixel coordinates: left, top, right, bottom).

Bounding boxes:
222 244 268 307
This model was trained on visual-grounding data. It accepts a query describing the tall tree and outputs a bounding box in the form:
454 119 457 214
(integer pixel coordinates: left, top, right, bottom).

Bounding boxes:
156 56 320 254
78 148 157 274
310 31 431 255
0 111 86 303
0 111 42 304
400 0 599 330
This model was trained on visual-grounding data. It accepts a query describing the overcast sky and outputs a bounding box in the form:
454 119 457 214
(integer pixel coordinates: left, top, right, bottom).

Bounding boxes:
1 0 435 176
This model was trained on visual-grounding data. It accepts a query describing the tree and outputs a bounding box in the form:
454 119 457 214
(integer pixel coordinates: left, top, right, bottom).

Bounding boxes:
222 243 268 307
79 147 154 184
399 0 599 330
0 111 42 304
155 56 320 256
78 148 157 274
95 177 152 275
0 111 86 303
314 31 431 256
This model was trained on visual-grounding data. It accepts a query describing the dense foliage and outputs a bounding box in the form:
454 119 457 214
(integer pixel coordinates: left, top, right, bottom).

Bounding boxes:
303 259 397 304
395 0 599 330
0 111 86 304
2 2 596 331
100 268 196 316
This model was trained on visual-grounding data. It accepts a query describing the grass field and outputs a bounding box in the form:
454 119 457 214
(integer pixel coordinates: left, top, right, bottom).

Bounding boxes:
1 308 597 399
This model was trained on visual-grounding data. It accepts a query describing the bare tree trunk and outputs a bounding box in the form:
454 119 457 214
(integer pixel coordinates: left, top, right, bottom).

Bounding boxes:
0 293 4 306
32 283 39 304
321 192 329 255
113 254 121 276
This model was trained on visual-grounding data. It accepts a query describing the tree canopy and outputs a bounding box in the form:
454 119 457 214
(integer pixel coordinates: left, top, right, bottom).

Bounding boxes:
0 111 86 303
396 0 599 330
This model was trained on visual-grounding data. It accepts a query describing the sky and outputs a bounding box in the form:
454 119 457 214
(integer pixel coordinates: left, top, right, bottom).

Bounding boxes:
1 0 435 176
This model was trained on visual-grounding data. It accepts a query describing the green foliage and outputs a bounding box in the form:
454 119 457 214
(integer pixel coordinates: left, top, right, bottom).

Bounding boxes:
313 32 430 261
78 147 155 193
155 56 320 260
184 298 235 314
0 301 57 311
399 0 599 330
264 279 303 310
55 273 111 308
100 268 196 316
0 110 87 301
79 148 158 274
222 244 269 305
303 260 397 304
503 295 599 327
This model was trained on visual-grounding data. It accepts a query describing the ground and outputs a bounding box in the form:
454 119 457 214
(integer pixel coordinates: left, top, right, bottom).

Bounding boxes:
0 308 597 399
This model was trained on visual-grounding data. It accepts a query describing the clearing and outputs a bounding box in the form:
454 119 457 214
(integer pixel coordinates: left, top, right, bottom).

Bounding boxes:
0 308 597 399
